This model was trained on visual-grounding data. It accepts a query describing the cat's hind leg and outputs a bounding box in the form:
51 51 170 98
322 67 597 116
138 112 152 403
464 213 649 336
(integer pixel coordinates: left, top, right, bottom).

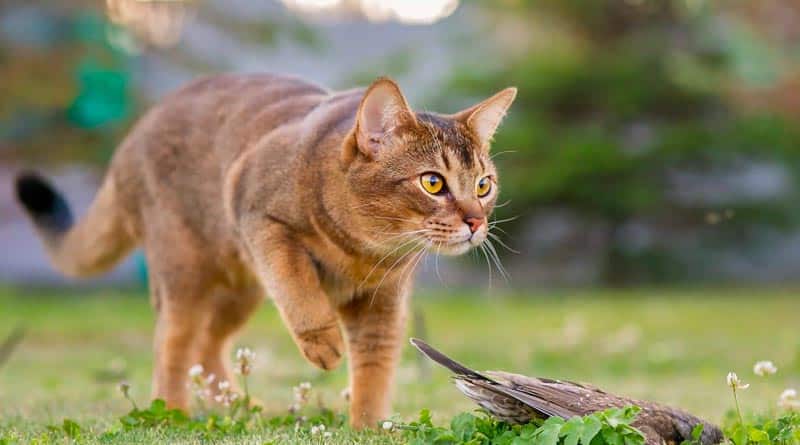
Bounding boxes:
145 229 220 411
199 286 263 396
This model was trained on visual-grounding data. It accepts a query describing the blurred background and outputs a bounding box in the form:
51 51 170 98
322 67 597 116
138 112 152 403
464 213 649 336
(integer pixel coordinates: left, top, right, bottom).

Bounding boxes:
3 0 800 288
1 1 799 432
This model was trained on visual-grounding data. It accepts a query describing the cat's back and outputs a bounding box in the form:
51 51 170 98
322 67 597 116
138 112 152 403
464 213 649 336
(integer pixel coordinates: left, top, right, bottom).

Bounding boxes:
113 73 332 242
161 73 330 162
119 74 322 159
120 73 330 186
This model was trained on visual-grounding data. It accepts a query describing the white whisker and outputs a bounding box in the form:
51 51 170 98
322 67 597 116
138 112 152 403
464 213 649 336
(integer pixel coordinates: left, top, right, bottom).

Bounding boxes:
357 233 427 292
490 149 517 160
488 215 519 226
488 224 511 237
479 243 492 291
400 248 427 287
434 242 444 285
488 232 519 254
368 242 423 306
484 239 510 283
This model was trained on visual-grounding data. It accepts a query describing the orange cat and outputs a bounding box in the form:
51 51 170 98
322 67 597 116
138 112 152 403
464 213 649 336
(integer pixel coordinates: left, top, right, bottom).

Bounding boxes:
15 74 516 428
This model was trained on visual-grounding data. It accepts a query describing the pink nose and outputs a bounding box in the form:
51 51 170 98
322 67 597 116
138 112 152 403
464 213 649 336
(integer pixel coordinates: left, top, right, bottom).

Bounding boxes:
464 216 484 233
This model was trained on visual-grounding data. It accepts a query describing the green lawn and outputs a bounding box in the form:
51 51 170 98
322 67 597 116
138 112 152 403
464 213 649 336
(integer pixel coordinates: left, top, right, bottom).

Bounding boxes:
0 287 798 443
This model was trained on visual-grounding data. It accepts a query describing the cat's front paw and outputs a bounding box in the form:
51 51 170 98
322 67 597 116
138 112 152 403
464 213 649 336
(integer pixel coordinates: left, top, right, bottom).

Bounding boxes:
295 323 344 370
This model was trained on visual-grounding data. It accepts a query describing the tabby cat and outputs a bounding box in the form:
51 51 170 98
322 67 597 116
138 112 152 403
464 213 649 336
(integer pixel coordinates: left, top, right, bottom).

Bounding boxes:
15 74 516 427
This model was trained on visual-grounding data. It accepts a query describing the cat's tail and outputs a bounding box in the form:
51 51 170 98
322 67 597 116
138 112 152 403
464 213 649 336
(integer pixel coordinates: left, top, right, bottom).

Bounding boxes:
14 171 137 278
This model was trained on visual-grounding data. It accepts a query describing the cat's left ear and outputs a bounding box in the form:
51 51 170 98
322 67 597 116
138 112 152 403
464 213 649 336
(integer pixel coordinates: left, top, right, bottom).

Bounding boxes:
451 87 517 150
354 77 417 159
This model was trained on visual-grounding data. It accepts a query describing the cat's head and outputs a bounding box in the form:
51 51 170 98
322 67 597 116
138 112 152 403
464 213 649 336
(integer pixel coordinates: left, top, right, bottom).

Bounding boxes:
343 77 516 257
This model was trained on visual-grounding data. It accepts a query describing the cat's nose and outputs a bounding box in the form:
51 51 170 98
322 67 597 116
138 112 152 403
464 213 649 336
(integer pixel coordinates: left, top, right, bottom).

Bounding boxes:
463 216 485 233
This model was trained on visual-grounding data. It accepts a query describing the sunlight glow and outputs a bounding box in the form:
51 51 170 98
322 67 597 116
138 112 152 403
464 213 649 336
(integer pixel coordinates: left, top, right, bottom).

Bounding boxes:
371 0 459 24
280 0 344 14
281 0 459 24
105 0 193 48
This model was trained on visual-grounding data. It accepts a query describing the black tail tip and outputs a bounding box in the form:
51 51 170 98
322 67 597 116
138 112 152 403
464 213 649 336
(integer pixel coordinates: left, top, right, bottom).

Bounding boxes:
15 171 73 232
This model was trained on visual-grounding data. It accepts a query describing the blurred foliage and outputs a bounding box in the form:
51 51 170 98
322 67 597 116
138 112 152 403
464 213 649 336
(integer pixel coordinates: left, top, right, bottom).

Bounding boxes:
446 0 800 283
0 8 135 165
0 2 320 166
4 1 800 284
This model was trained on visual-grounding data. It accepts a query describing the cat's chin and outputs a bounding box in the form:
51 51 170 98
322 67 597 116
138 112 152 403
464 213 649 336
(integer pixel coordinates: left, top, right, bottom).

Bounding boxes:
435 241 474 256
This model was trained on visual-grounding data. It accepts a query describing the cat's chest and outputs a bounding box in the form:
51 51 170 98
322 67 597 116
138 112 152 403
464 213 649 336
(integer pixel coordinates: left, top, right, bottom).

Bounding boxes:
317 267 357 305
304 240 392 305
313 254 383 305
301 217 410 305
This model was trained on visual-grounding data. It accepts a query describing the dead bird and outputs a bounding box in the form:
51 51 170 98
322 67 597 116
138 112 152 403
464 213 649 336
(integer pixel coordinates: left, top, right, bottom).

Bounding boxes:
410 338 723 445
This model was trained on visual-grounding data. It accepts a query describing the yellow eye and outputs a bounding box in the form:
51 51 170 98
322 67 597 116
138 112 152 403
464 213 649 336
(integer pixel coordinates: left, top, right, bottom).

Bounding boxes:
420 173 445 194
477 176 492 197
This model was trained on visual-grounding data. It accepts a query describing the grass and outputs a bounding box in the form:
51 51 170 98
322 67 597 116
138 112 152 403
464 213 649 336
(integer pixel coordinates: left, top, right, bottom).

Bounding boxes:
0 286 798 443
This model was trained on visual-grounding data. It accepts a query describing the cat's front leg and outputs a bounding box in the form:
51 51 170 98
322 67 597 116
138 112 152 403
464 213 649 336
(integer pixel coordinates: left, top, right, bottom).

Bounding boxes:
339 281 409 429
244 223 344 371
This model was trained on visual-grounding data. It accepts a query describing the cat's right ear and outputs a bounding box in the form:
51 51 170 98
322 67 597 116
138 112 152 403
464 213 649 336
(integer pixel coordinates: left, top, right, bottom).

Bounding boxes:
353 77 416 159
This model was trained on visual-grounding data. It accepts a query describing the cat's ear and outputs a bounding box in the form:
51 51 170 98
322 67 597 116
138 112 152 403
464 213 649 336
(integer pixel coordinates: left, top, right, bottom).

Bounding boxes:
354 77 417 159
451 87 517 150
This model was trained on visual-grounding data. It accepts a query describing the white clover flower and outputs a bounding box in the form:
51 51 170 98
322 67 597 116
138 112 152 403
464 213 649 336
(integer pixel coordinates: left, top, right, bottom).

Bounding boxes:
236 347 255 361
779 388 799 410
323 431 333 438
234 347 256 376
292 381 313 410
205 373 216 385
187 364 212 403
726 372 750 390
310 424 325 435
188 364 204 378
214 380 239 407
382 420 394 431
753 360 777 377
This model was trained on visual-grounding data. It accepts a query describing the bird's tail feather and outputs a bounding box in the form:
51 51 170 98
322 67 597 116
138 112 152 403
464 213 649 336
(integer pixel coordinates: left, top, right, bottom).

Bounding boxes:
411 338 570 419
409 338 488 381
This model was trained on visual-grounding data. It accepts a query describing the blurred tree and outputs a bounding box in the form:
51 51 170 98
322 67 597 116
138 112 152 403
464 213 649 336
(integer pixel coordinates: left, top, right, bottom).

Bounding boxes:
0 1 320 167
446 0 800 283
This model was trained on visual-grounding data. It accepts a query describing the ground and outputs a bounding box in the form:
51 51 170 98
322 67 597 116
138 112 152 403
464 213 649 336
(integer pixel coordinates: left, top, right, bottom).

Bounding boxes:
0 287 797 443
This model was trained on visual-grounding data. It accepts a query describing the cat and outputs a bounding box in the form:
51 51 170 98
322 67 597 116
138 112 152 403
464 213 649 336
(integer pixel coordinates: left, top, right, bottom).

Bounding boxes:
14 73 516 428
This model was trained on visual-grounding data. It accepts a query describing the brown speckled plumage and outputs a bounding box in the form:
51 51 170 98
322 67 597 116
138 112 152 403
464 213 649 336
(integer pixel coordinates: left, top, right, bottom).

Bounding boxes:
410 339 723 445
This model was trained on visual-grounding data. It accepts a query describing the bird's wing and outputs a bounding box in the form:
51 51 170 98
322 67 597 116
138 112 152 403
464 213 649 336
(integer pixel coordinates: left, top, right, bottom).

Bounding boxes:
463 376 578 419
487 371 620 413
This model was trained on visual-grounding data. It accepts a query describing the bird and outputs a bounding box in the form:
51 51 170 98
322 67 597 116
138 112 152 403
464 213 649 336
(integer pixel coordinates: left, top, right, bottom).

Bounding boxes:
410 338 723 445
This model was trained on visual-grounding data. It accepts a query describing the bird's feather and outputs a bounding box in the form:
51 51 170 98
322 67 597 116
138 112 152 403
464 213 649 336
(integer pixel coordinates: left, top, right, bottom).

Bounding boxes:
409 338 490 381
410 338 724 445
